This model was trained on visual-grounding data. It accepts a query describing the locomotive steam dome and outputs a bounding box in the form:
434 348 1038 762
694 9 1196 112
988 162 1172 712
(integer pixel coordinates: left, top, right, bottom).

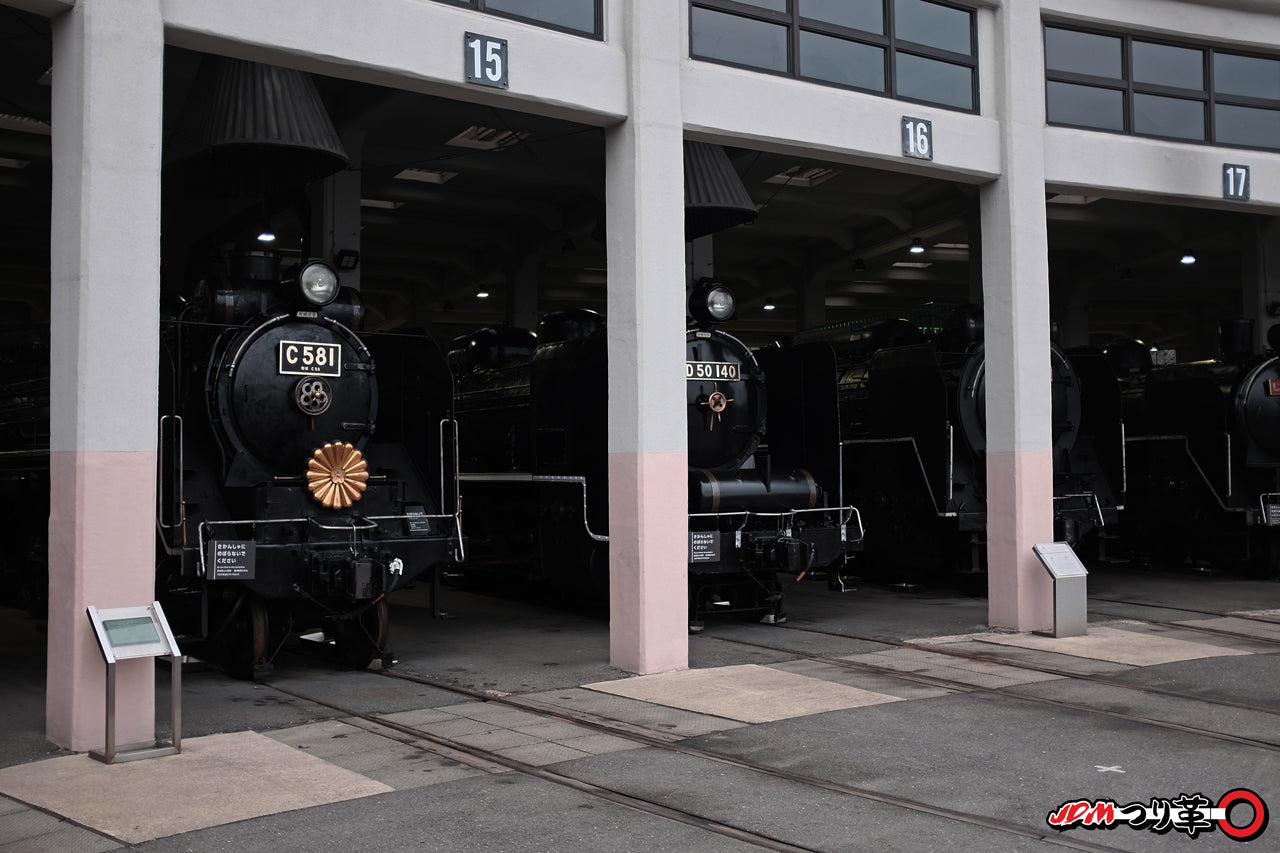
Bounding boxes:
211 315 377 482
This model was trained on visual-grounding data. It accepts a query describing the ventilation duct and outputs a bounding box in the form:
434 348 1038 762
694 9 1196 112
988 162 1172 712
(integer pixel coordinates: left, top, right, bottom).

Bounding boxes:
168 56 348 197
684 142 757 240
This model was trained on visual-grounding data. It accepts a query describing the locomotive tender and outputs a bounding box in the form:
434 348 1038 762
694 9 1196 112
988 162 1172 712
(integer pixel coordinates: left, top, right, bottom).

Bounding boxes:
798 304 1124 586
1111 320 1280 575
451 282 862 627
156 251 463 676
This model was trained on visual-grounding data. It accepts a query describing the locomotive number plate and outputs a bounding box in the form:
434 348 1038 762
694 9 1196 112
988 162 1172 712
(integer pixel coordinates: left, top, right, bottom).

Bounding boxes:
279 341 342 377
686 361 740 381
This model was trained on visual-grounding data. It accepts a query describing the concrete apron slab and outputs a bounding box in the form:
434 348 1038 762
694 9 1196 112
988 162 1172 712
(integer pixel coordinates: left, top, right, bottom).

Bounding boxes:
583 663 901 723
0 731 390 844
961 624 1253 665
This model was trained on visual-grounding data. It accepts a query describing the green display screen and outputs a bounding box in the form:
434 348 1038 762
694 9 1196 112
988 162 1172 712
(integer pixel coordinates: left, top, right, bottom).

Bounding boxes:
103 616 160 646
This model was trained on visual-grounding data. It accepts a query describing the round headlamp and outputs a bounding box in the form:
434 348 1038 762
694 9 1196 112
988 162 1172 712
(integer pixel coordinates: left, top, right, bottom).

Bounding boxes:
299 260 340 306
688 281 735 324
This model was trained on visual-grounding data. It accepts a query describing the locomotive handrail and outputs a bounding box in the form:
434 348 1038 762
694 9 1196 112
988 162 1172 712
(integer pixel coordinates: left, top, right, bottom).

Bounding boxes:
223 313 291 374
195 513 459 577
1053 492 1105 527
308 516 381 532
157 415 183 532
1125 435 1244 514
688 505 863 543
841 436 955 517
457 471 609 542
440 417 467 561
1258 493 1280 526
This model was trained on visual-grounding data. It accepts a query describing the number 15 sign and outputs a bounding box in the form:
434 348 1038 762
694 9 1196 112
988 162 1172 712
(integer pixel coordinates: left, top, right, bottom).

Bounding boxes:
465 33 508 89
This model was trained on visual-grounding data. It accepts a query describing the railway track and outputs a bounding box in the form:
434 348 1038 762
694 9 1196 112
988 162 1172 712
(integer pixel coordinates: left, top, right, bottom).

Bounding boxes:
262 667 1139 853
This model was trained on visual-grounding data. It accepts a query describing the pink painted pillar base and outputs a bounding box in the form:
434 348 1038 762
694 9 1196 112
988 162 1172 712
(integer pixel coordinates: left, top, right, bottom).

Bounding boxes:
985 449 1055 631
46 451 159 751
608 451 689 674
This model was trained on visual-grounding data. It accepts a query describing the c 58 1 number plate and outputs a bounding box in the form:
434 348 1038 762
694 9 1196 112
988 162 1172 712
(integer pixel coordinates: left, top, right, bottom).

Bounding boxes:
686 361 740 381
279 341 342 377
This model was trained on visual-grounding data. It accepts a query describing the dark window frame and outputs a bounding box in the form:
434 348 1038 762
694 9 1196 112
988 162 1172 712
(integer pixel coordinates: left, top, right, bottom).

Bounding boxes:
431 0 603 40
690 0 980 114
1044 22 1280 153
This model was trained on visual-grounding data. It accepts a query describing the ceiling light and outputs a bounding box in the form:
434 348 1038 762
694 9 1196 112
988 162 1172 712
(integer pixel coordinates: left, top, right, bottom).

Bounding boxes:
360 198 404 209
476 290 490 298
1181 254 1196 265
764 165 842 188
763 303 776 311
257 231 276 243
394 168 457 184
909 238 925 254
446 126 530 150
852 258 867 272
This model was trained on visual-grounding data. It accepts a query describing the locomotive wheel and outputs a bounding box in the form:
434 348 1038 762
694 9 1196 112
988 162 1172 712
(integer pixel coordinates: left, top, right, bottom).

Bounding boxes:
222 598 269 680
335 599 389 670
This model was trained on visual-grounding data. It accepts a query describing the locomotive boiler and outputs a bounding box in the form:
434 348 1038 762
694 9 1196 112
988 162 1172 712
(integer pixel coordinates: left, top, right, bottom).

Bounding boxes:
1112 320 1280 575
798 304 1124 587
156 251 463 676
451 282 861 627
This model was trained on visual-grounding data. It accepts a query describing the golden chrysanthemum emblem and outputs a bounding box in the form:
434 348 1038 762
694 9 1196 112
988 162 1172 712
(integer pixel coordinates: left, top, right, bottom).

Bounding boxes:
306 442 369 509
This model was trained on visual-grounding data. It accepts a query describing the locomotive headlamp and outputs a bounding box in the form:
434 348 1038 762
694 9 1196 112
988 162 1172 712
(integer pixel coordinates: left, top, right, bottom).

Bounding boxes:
688 281 736 324
299 260 340 306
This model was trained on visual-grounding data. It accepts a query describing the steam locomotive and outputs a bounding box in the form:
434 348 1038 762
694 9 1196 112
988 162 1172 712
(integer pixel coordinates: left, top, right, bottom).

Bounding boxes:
797 304 1124 587
156 250 463 676
451 282 862 627
1109 320 1280 576
0 323 49 617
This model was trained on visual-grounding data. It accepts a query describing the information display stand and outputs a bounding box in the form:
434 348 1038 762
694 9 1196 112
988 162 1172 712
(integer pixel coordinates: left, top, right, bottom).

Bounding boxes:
86 602 183 764
1033 543 1089 638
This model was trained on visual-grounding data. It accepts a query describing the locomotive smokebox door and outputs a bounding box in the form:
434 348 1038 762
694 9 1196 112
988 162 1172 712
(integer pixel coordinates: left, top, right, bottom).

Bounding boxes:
213 318 378 484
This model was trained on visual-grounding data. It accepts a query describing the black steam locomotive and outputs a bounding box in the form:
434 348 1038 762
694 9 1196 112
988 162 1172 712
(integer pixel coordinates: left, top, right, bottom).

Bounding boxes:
451 282 861 627
0 323 50 617
797 304 1124 587
1110 320 1280 576
156 251 463 676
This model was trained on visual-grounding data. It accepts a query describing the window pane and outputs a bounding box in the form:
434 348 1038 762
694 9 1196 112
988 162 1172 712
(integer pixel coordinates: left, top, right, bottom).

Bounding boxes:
894 0 972 56
1215 53 1280 100
691 7 788 72
485 0 595 33
1044 28 1122 79
800 31 885 91
1216 103 1280 149
1133 41 1203 90
731 0 787 11
1046 81 1125 131
895 52 972 110
1133 93 1205 140
800 0 883 34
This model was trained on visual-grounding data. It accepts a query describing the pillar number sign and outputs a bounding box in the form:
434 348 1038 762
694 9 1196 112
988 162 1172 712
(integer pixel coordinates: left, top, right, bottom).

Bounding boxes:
465 32 508 89
1224 164 1250 200
902 117 933 161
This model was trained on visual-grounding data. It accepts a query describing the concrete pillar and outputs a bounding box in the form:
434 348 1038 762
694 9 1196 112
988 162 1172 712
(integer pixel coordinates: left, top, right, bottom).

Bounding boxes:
47 0 165 750
506 254 541 330
604 0 687 674
979 1 1054 631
